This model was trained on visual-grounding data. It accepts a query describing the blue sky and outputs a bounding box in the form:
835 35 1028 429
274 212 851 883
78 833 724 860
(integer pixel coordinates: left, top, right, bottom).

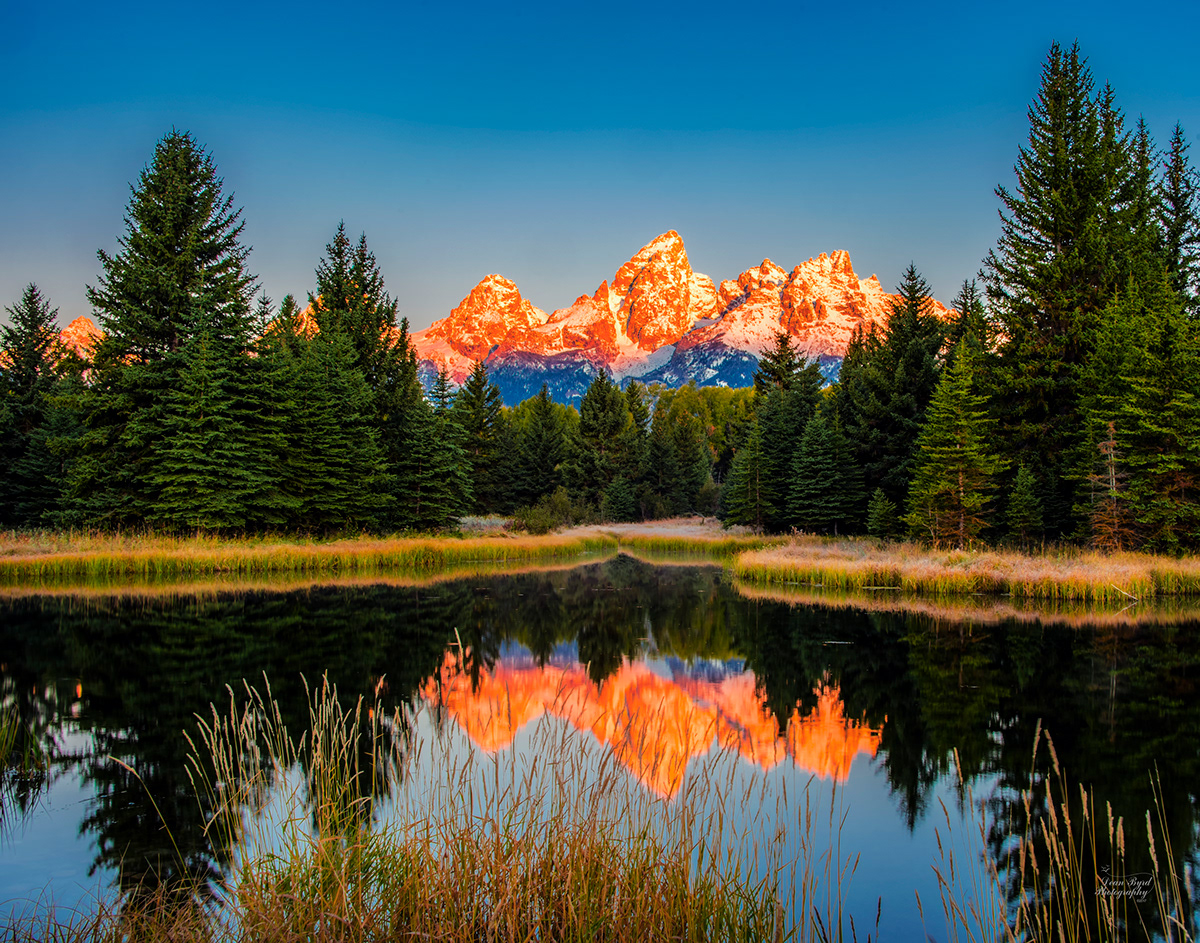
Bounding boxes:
3 0 1199 329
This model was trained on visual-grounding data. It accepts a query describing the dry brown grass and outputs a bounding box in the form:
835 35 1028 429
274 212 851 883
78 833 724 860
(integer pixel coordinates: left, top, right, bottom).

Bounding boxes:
733 580 1200 628
735 536 1200 602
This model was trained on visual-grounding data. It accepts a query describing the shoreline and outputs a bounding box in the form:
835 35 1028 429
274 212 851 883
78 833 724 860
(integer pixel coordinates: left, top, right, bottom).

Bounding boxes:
4 523 1200 607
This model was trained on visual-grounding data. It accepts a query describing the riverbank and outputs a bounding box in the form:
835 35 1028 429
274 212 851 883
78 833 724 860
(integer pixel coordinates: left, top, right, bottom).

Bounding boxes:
734 535 1200 602
6 522 1200 603
0 520 771 588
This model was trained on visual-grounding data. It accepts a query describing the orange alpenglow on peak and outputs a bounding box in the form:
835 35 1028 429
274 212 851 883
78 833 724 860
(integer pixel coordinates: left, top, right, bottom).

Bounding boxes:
421 652 882 799
410 231 951 398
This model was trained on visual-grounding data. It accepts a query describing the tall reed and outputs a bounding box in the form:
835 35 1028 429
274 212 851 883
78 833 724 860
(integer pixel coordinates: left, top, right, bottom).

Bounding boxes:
168 674 879 942
926 731 1196 942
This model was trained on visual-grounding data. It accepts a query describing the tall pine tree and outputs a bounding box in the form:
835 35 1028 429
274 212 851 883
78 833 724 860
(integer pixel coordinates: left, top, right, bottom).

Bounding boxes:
72 130 259 526
0 285 64 525
905 341 1006 547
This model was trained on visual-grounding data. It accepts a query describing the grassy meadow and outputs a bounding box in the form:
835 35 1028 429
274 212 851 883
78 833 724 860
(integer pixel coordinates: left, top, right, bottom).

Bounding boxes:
733 536 1200 603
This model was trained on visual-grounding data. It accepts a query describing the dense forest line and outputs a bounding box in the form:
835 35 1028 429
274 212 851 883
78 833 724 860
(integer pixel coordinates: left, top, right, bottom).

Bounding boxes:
2 42 1199 551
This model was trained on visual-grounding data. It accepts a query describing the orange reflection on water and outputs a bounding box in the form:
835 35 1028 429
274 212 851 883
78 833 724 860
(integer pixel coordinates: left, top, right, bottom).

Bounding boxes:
421 652 881 798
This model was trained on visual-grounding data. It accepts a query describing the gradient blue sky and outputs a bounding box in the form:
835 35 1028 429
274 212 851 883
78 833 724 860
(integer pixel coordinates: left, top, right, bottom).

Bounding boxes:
3 0 1199 330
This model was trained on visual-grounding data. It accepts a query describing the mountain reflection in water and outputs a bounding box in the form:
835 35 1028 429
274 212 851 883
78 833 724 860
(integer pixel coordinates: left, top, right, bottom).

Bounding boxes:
0 553 1197 936
425 651 881 797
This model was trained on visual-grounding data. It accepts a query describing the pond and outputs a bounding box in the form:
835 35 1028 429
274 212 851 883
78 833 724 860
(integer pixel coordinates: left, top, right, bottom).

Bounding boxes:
1 554 1197 938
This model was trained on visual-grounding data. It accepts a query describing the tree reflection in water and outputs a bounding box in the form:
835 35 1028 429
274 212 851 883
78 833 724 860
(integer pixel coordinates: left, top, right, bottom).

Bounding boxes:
0 555 1196 933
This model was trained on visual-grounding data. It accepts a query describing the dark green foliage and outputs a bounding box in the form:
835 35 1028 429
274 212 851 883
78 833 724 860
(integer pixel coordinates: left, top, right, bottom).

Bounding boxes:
1157 123 1200 315
453 361 505 513
1006 465 1044 548
946 279 989 362
720 416 776 531
838 264 945 507
787 413 864 535
982 43 1158 536
753 331 822 396
309 225 422 526
905 341 1006 547
601 476 637 522
0 285 65 525
145 332 263 530
1089 276 1200 551
512 384 566 508
866 488 898 540
639 408 686 518
566 373 635 505
267 328 389 532
71 130 259 526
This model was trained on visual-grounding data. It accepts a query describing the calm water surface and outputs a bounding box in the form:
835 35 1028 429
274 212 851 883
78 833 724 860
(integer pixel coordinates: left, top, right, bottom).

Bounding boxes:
1 555 1197 938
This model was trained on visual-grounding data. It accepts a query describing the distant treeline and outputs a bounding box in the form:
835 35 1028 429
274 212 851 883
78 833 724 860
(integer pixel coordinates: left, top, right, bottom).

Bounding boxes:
2 42 1198 551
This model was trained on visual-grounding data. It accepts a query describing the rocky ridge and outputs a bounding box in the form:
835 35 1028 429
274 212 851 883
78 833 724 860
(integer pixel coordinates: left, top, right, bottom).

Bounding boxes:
412 231 950 403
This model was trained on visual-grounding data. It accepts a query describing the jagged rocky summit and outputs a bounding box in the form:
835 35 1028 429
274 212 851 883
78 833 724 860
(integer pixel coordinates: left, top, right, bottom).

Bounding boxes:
412 231 950 405
49 232 949 406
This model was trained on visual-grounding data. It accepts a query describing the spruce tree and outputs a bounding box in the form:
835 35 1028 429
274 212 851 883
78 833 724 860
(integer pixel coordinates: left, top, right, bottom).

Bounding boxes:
982 43 1149 535
838 264 945 507
640 408 685 518
566 372 632 506
309 224 421 526
73 130 259 526
1157 123 1200 315
513 384 565 507
788 413 864 535
0 284 63 525
275 329 389 532
866 488 898 540
905 341 1007 547
1006 465 1044 548
146 332 262 530
721 416 776 531
453 360 505 513
1109 276 1200 550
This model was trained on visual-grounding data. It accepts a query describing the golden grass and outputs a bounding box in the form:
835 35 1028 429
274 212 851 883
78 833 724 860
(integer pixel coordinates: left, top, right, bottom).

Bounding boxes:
0 520 773 594
925 731 1195 942
735 536 1200 602
0 529 616 587
733 580 1200 628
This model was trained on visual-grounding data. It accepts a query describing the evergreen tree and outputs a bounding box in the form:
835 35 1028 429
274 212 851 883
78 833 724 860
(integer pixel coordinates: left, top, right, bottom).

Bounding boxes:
1108 276 1200 550
1157 122 1200 315
309 224 421 526
866 488 898 540
601 476 637 522
905 341 1007 547
72 130 259 525
566 372 632 506
422 375 473 528
838 264 945 507
1006 465 1044 548
145 332 262 530
753 331 822 395
0 284 64 525
788 413 864 535
946 279 989 361
273 329 389 532
640 408 685 518
513 384 565 508
721 416 776 531
982 43 1150 535
453 360 505 513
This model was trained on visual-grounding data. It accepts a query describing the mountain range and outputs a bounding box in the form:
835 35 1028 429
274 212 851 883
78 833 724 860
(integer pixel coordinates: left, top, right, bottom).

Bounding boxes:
412 230 950 403
50 231 949 405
